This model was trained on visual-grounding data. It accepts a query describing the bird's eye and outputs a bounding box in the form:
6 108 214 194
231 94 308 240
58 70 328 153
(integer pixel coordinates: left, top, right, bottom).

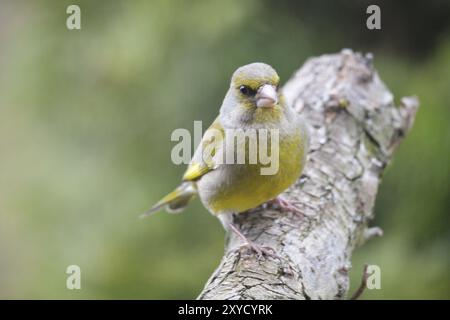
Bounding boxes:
239 85 255 96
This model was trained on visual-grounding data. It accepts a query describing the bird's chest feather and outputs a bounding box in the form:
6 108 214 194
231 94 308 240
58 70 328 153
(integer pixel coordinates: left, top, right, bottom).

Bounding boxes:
204 130 304 214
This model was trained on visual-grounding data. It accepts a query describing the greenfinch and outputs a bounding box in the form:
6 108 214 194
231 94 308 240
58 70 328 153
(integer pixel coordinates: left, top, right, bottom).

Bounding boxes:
143 63 309 253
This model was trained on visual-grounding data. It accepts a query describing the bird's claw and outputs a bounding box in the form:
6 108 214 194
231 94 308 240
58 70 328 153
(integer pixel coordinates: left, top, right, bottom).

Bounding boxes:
235 241 287 264
239 242 277 258
268 196 305 219
228 222 281 261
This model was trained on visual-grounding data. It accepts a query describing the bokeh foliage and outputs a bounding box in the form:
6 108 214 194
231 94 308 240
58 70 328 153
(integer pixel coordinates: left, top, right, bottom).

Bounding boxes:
0 0 448 299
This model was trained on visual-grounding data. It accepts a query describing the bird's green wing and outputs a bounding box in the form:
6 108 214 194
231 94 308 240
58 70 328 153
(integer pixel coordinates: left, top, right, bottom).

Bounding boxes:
182 117 224 181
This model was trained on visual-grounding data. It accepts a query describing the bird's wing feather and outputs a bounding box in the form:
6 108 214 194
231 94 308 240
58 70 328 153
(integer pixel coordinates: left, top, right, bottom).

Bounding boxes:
182 117 224 181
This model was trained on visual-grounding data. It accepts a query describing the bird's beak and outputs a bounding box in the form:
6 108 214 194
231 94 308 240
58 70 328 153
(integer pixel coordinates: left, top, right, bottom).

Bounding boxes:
256 84 278 108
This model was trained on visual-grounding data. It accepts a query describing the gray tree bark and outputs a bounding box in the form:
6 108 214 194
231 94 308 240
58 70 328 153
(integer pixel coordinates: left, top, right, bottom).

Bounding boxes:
198 49 419 300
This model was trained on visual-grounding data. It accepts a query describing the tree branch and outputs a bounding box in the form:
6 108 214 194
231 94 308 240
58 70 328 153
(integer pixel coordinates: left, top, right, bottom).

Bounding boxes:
350 264 370 300
198 49 419 300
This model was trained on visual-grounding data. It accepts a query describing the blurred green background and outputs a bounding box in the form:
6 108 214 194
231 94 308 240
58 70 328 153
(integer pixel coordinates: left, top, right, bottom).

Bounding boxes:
0 0 449 299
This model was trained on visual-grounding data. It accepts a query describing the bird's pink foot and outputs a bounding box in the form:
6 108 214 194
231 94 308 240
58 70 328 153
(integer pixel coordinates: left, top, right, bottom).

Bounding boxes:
228 223 280 259
268 195 305 218
240 242 279 259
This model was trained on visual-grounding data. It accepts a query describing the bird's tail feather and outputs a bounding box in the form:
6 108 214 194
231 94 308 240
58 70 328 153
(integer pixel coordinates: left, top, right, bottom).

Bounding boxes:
140 182 197 218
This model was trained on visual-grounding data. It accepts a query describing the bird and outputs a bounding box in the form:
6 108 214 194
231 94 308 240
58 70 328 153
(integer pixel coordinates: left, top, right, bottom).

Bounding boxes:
142 62 309 256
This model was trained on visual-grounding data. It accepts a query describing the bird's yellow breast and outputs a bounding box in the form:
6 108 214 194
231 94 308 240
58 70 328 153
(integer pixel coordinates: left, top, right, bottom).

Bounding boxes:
207 130 305 214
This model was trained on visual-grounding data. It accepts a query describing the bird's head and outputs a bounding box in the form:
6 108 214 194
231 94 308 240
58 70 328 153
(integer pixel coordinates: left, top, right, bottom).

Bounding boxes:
231 62 280 109
221 63 286 126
